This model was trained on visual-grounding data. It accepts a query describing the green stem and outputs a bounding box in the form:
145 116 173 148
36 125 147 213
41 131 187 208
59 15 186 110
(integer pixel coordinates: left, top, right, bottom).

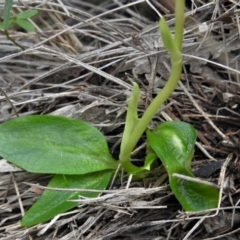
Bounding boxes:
120 160 141 173
174 0 185 51
4 29 24 50
120 61 182 163
119 0 185 166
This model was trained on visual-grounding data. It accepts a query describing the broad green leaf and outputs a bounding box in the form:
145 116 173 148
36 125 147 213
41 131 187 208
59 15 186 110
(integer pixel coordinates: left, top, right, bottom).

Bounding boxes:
15 19 35 31
16 10 38 19
3 0 13 29
0 115 117 175
149 121 196 171
22 170 113 226
147 121 219 212
171 169 219 212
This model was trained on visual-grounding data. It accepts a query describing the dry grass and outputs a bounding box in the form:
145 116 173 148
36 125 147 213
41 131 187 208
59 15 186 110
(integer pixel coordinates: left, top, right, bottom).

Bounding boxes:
1 0 240 239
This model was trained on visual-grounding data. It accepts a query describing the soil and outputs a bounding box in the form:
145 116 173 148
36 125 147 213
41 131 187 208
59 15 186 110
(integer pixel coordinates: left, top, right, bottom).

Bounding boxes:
0 0 240 239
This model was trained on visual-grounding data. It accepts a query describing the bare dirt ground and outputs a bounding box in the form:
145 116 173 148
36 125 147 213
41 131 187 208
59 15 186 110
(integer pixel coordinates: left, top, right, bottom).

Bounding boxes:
1 0 240 239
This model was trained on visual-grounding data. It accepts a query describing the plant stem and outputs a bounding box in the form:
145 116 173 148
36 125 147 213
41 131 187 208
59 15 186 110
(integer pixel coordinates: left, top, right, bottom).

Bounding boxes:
174 0 185 51
119 0 185 165
120 61 182 163
4 29 24 50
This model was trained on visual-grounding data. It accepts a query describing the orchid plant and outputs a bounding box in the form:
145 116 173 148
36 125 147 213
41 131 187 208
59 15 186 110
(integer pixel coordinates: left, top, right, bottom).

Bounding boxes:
0 0 218 226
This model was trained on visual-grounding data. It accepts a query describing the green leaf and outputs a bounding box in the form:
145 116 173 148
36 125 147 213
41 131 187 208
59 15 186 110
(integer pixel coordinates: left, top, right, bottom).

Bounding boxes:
131 148 158 180
143 146 157 171
0 18 15 29
22 170 113 226
3 0 13 29
16 10 38 19
0 115 117 175
171 170 219 212
150 121 196 171
147 121 219 212
15 19 35 31
119 82 140 161
119 82 142 173
159 18 182 65
159 17 175 53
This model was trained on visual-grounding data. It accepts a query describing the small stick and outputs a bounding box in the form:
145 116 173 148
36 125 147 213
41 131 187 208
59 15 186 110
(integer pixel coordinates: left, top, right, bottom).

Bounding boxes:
172 173 219 189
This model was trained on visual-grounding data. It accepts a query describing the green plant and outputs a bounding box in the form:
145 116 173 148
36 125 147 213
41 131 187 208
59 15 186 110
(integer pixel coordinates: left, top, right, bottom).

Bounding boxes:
0 0 219 227
0 0 38 50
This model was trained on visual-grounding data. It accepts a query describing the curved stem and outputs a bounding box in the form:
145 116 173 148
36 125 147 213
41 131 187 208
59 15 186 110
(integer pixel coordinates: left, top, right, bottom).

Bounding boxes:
119 0 185 168
120 61 182 163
